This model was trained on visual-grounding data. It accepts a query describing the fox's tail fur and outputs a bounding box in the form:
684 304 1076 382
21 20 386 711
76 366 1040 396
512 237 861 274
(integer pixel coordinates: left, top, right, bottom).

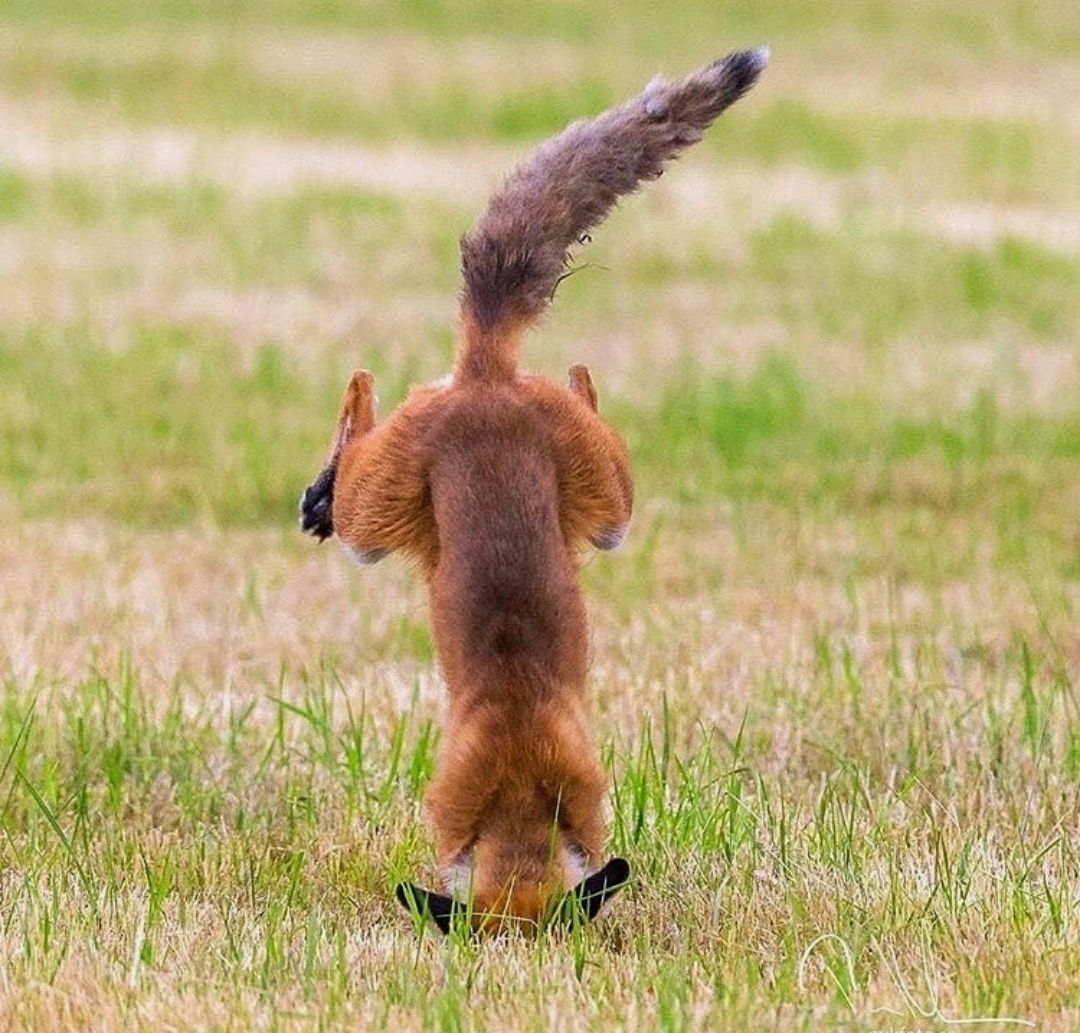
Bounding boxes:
455 47 769 382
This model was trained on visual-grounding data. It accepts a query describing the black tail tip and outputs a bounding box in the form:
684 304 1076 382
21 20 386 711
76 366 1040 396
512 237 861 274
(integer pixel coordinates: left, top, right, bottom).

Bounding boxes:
734 45 771 74
719 45 771 89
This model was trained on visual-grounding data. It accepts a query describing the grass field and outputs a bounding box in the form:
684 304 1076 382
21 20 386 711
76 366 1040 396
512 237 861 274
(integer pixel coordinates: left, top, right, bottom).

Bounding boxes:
1 1 1078 1030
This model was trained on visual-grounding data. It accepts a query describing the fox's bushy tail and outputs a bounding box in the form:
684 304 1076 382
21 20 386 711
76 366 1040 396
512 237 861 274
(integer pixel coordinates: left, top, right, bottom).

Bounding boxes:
455 47 768 381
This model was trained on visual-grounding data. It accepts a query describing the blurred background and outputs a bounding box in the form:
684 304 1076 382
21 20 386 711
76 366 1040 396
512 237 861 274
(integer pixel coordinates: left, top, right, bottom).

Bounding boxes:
0 0 1077 528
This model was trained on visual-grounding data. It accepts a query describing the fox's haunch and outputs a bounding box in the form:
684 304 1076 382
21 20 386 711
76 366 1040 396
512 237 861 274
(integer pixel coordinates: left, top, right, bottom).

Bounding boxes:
456 47 769 381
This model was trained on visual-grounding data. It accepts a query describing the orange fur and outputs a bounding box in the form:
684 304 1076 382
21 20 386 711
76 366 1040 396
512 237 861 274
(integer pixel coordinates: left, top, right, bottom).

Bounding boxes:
301 49 767 929
326 359 630 924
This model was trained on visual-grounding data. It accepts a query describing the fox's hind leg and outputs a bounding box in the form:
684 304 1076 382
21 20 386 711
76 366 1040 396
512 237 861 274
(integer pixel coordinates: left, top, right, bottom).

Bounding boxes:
554 368 633 550
299 370 377 541
568 364 599 412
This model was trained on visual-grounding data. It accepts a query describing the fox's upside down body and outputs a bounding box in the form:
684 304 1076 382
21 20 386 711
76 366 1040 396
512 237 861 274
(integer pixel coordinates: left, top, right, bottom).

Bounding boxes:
301 47 767 933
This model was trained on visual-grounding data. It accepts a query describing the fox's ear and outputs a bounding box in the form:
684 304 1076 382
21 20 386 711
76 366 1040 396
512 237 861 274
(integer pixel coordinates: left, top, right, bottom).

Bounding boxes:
395 881 459 936
568 856 631 921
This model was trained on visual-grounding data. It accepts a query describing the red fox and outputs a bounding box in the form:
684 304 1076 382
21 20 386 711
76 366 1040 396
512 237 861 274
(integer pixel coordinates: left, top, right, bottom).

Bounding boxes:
301 48 767 933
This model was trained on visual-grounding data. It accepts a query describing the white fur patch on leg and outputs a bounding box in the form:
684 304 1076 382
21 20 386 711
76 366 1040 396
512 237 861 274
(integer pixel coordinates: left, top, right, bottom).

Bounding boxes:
442 853 475 902
560 841 589 887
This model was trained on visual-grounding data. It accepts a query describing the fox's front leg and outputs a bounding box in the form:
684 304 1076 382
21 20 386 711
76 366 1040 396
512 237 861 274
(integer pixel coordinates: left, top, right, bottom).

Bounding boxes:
299 370 377 541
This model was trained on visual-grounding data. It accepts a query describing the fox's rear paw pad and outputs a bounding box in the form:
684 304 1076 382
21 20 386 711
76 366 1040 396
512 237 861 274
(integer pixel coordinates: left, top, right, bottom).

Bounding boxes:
299 465 336 541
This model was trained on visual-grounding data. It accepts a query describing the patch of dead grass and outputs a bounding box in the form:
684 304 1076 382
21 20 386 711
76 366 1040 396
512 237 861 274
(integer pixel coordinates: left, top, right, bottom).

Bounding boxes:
0 520 437 714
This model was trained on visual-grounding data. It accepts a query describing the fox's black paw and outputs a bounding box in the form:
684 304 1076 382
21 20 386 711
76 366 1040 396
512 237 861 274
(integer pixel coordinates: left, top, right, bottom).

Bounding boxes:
299 465 336 541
